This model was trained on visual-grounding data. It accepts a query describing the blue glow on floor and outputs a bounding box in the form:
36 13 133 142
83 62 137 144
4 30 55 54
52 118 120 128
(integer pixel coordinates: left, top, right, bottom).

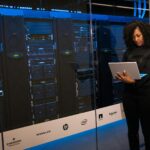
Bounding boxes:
98 119 127 130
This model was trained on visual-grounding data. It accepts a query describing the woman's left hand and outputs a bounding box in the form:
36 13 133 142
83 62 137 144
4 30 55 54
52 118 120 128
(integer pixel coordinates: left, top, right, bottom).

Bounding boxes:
115 70 135 84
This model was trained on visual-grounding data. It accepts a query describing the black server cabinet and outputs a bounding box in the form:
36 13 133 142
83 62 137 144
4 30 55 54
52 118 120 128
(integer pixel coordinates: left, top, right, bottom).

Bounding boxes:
73 21 94 112
1 16 32 130
56 19 77 117
0 15 4 131
25 20 59 123
96 24 113 107
56 20 94 116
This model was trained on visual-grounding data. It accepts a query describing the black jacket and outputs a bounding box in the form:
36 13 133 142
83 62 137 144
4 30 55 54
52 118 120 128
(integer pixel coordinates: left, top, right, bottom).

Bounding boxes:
123 47 150 97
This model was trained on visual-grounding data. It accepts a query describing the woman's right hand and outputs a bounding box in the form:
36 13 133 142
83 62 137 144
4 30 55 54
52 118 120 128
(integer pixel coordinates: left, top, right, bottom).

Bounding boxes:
115 70 135 84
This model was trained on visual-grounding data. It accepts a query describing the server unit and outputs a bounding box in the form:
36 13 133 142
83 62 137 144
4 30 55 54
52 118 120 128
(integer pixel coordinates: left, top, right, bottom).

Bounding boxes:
56 19 78 116
0 16 32 130
73 21 94 112
25 21 59 123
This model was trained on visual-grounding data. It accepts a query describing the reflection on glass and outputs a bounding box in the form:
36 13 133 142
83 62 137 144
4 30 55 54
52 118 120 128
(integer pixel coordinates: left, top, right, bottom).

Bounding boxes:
91 1 150 109
93 21 126 108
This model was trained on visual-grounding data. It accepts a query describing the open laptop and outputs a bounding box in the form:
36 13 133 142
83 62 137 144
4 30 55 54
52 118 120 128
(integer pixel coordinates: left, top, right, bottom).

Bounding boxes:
108 62 141 79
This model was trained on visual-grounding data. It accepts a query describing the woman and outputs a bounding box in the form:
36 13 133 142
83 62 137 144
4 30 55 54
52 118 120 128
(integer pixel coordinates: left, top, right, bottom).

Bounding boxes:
116 21 150 150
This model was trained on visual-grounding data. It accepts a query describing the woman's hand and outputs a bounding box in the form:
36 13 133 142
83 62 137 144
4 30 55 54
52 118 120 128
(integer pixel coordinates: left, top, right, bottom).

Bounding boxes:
115 70 135 84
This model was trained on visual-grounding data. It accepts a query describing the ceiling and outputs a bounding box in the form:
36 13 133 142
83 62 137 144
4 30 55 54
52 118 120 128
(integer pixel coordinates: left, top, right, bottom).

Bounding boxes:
0 0 149 17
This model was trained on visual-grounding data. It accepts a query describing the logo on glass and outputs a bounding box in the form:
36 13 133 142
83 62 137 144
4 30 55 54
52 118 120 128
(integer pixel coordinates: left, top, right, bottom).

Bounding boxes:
63 124 69 130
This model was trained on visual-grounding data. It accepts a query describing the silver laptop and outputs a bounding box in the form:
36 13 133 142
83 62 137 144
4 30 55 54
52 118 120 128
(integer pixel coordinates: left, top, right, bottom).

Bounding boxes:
108 62 141 79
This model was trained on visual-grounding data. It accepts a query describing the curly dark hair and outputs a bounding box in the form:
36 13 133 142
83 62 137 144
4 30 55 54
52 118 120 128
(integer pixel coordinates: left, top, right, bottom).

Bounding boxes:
124 20 150 51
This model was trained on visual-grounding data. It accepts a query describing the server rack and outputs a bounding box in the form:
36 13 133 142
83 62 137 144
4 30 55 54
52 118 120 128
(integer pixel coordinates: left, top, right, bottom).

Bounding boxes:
25 20 59 123
73 21 94 112
1 16 32 130
0 15 95 130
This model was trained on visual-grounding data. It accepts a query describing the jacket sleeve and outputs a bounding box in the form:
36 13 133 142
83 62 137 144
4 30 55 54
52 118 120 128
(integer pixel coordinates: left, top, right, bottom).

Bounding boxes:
133 56 150 88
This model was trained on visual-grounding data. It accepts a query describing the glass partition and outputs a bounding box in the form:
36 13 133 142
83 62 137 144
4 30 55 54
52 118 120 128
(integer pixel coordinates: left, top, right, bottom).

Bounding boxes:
91 0 150 150
91 0 149 109
0 1 98 150
0 0 96 129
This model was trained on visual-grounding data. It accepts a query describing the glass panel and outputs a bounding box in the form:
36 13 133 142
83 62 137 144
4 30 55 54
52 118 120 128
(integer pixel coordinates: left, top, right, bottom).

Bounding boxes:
0 1 97 150
91 0 149 109
91 0 150 150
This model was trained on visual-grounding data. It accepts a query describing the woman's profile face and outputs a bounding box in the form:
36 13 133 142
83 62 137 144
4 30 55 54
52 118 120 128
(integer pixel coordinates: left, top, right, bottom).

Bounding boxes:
132 27 144 47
